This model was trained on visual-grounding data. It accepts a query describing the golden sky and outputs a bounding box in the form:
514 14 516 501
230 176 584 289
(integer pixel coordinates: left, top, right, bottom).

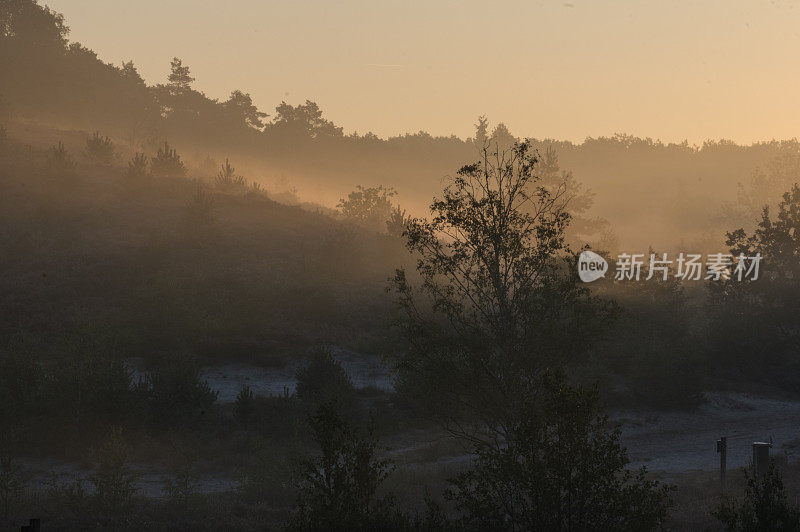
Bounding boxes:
46 0 800 143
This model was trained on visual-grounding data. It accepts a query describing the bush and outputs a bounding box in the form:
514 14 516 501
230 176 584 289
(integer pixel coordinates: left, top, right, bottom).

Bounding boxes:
445 371 672 531
337 185 396 233
150 141 186 178
144 352 217 428
126 152 148 179
385 205 409 237
238 441 299 507
295 347 355 411
286 403 399 531
184 183 215 242
90 427 138 521
47 141 76 177
234 384 256 423
47 323 135 430
85 131 115 165
713 460 800 530
213 158 247 191
42 429 140 529
1 327 138 437
162 450 203 514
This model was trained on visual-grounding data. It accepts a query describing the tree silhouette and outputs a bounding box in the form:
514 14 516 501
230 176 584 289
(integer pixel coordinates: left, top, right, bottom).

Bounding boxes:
213 158 246 190
224 90 267 130
85 131 115 165
0 0 68 49
167 57 194 95
271 100 343 139
710 183 800 380
392 140 616 444
446 371 671 531
491 122 516 151
126 152 148 179
714 461 800 530
385 205 410 237
337 185 396 233
120 60 145 86
150 141 186 179
474 115 489 147
286 403 398 531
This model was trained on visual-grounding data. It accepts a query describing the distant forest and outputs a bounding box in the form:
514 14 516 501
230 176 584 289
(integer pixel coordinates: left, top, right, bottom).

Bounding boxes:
4 0 800 252
5 3 800 530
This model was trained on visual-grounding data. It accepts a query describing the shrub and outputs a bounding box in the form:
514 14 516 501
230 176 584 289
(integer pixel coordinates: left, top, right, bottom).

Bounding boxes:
184 183 216 242
713 460 800 530
385 205 409 237
337 185 396 232
238 441 299 506
85 131 115 165
445 371 672 531
144 352 217 428
295 347 355 411
47 323 135 430
90 427 138 521
234 384 256 423
150 141 186 178
126 152 148 179
249 181 265 195
213 158 247 191
47 141 76 177
162 451 203 514
286 403 399 531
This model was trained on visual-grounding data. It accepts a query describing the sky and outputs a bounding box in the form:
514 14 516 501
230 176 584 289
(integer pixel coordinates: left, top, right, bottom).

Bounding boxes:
45 0 800 143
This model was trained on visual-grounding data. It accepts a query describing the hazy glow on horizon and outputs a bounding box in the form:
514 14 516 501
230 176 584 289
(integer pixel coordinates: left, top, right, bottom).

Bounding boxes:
45 0 800 143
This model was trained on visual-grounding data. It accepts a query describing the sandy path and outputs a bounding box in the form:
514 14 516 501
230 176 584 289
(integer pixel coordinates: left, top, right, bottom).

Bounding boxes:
618 392 800 472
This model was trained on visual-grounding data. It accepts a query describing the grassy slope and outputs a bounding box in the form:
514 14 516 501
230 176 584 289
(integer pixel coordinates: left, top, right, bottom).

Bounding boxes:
0 125 408 364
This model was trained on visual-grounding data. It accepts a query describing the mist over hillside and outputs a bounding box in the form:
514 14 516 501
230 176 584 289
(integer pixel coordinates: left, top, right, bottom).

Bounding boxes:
4 0 800 251
3 2 800 531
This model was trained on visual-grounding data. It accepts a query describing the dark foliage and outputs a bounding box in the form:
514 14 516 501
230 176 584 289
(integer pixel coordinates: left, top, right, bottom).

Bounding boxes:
150 141 186 179
709 184 800 387
392 140 617 444
46 140 76 177
714 461 800 531
142 352 217 428
445 370 672 531
125 151 148 178
295 347 356 411
286 403 401 531
85 131 115 165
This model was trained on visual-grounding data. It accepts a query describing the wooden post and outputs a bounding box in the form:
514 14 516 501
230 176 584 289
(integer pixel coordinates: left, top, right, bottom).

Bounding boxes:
717 436 727 494
752 442 772 477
